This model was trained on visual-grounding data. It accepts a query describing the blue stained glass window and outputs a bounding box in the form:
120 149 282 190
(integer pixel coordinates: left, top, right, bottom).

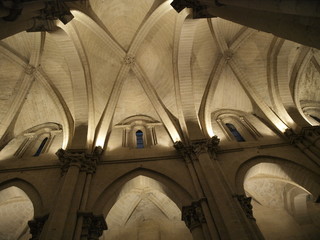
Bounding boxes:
34 137 48 156
136 130 144 148
226 123 245 142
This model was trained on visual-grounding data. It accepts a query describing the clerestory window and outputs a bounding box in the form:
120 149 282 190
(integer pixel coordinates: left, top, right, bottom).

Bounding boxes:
136 130 144 148
34 137 48 156
226 123 245 142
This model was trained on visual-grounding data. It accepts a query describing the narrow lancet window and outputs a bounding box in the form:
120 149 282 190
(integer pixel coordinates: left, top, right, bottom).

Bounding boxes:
226 123 245 142
136 130 144 148
34 137 48 156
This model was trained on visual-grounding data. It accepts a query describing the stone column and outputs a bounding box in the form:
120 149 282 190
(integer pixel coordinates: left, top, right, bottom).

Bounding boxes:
73 147 103 240
175 137 264 239
174 141 220 240
182 201 207 240
40 148 102 240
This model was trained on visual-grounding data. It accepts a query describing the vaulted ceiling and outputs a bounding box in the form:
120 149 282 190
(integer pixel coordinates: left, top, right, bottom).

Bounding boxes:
0 0 319 151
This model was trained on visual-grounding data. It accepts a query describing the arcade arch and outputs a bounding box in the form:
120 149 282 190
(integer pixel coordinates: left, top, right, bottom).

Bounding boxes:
92 169 195 239
101 175 192 240
236 158 320 239
0 186 34 240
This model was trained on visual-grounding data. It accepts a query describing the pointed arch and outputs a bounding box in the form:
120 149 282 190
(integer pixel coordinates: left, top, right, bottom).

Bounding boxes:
235 156 320 200
92 168 194 216
0 178 44 217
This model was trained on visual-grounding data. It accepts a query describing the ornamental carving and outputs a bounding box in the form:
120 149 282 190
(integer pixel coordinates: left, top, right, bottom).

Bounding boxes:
284 128 302 144
182 201 206 230
27 0 75 32
25 65 36 75
174 137 220 162
123 55 135 65
79 212 108 240
28 215 49 240
170 0 216 18
234 195 255 220
56 147 103 174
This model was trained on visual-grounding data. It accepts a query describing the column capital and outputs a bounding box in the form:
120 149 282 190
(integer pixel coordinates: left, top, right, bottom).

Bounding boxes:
284 128 302 144
182 200 206 230
301 126 320 137
234 194 255 220
170 0 218 18
56 147 103 174
174 137 220 161
78 212 108 240
27 0 74 32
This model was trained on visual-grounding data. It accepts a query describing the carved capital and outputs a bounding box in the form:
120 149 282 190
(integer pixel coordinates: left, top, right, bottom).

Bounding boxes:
182 200 206 230
234 195 255 220
28 215 49 240
79 212 108 240
174 141 195 162
56 148 102 174
301 126 320 138
284 128 302 144
27 0 74 32
170 0 216 18
206 135 220 152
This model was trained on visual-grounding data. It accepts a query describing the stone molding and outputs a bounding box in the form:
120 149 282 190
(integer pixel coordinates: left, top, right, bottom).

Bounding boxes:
78 212 108 240
234 194 255 220
56 147 103 174
28 214 49 240
182 200 206 230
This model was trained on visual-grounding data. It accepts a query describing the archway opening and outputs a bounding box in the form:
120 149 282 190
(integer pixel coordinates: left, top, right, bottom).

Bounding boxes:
243 163 320 239
101 175 192 240
0 186 34 240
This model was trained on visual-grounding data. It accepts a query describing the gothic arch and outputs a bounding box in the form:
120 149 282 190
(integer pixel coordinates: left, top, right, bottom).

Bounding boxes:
235 156 320 199
92 168 194 216
0 178 44 217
